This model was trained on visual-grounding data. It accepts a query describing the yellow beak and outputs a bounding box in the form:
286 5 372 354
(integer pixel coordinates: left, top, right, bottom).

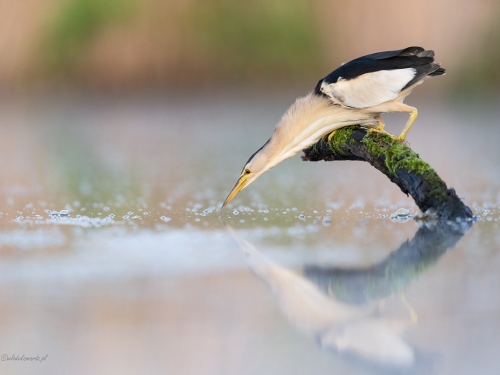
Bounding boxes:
222 173 252 208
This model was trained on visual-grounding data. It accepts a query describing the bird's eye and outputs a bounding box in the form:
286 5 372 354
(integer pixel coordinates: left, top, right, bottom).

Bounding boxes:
244 169 251 174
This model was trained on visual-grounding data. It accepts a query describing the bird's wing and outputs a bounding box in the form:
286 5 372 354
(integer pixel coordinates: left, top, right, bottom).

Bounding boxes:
315 47 444 109
321 69 416 108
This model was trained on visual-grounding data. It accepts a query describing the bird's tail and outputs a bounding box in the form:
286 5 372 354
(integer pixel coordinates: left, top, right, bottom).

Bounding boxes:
429 66 446 76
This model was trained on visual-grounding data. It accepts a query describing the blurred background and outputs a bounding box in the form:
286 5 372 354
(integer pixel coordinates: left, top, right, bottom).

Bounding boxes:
1 0 500 94
1 1 500 375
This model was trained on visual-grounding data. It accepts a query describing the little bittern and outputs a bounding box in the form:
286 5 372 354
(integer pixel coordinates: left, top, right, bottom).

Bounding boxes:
223 47 445 207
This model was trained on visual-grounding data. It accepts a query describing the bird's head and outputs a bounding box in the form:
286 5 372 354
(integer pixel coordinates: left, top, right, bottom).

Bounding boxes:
222 142 274 208
221 92 330 208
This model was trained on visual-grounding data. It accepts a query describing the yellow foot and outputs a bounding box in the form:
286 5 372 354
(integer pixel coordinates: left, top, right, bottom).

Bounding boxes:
394 135 406 142
321 130 336 144
400 293 418 323
368 127 407 142
369 126 394 137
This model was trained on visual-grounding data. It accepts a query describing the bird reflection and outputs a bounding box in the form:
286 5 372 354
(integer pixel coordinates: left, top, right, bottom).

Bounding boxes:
223 220 471 369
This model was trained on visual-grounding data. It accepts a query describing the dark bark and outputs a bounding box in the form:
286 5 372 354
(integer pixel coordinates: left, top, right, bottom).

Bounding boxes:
302 127 473 221
303 219 471 305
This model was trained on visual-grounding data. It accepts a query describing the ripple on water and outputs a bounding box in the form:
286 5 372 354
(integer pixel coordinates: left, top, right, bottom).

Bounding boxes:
390 208 413 223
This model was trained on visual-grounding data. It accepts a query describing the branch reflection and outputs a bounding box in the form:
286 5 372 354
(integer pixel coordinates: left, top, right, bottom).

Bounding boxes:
224 220 471 370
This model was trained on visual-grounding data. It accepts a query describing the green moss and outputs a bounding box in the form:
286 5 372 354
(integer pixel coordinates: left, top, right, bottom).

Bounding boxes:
361 131 447 199
327 126 357 154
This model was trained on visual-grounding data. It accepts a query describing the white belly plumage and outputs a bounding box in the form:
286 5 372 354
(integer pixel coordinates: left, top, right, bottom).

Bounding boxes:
321 68 417 108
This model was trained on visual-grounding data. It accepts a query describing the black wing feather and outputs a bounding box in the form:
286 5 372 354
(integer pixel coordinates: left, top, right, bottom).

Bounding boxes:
314 46 444 96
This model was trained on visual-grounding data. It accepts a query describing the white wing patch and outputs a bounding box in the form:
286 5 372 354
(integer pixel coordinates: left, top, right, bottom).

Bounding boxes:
321 68 416 108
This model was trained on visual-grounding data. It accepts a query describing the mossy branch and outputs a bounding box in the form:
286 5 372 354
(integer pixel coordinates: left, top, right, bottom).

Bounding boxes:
302 126 472 221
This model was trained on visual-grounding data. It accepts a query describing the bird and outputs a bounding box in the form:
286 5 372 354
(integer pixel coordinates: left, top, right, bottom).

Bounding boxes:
222 46 445 208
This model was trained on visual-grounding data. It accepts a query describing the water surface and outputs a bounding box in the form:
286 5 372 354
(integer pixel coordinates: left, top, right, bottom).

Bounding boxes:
0 92 499 375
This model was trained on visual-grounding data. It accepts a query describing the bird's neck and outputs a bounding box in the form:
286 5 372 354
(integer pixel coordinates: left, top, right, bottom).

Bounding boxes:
268 93 367 165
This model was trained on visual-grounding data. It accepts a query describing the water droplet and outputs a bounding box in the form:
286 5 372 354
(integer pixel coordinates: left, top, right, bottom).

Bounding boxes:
109 214 115 219
395 208 411 216
298 214 305 220
35 215 43 219
103 206 110 212
123 215 129 219
160 216 171 222
322 217 332 226
143 212 149 216
127 211 133 215
233 210 239 215
59 210 69 217
391 208 413 222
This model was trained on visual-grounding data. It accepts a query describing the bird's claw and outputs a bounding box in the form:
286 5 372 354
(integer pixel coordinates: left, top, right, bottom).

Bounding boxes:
368 127 406 142
321 131 336 144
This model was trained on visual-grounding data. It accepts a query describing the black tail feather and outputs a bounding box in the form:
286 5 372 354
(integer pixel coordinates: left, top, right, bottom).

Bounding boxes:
398 46 425 56
429 67 446 76
417 50 435 58
402 62 444 90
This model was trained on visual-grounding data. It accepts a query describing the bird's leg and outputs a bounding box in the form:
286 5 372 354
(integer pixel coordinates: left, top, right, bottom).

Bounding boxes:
374 115 385 131
367 102 418 142
367 116 392 136
400 293 418 323
321 130 336 144
395 107 418 142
